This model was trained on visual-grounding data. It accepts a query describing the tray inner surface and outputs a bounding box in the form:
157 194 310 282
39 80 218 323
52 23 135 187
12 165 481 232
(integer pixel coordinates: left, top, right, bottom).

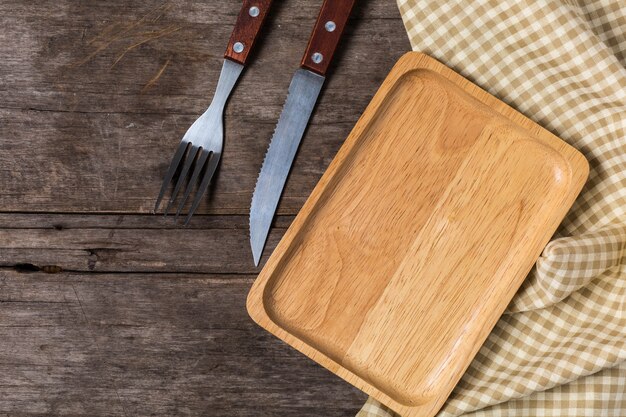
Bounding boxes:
261 69 574 406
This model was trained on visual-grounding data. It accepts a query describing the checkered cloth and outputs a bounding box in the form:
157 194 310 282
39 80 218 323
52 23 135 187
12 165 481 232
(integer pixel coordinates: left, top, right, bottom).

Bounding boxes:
357 0 626 416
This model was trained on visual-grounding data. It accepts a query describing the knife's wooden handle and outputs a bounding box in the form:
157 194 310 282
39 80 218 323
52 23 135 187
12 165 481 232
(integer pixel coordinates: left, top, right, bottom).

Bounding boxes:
224 0 273 65
301 0 357 76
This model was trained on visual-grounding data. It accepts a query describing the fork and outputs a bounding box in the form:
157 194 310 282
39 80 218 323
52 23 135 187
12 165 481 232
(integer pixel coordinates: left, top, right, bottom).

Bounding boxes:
154 0 273 223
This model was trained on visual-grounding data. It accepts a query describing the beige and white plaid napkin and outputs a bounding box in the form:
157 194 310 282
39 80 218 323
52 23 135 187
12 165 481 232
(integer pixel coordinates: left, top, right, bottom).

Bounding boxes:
357 0 626 416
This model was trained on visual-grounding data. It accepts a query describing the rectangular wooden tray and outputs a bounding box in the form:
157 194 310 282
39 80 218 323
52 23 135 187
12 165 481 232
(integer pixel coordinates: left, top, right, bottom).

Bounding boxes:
247 52 588 417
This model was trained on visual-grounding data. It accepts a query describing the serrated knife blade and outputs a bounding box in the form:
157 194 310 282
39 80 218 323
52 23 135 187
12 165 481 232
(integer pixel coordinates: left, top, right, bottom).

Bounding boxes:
250 69 325 266
248 0 356 266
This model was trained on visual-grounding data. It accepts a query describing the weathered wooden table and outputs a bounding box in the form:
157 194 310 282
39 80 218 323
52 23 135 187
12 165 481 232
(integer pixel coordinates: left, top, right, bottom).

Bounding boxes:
0 1 409 415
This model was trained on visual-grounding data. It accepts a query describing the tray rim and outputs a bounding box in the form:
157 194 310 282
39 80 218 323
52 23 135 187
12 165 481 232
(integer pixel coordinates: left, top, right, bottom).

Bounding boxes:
247 52 589 417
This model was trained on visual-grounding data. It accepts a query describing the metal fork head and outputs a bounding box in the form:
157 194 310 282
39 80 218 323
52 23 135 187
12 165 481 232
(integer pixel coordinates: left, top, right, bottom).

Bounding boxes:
154 59 243 223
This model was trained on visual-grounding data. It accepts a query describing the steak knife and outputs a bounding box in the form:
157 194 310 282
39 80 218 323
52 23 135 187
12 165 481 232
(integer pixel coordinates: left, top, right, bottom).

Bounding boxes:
250 0 357 266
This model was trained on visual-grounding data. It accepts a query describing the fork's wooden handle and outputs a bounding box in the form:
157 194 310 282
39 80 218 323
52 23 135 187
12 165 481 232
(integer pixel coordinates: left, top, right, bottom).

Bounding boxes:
301 0 357 76
224 0 273 65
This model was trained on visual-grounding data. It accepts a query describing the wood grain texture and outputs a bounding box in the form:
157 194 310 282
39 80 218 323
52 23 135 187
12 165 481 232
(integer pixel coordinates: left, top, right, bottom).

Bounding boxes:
0 0 409 415
0 213 295 229
248 53 589 417
0 271 366 416
0 0 409 214
224 0 273 65
301 0 357 76
0 222 284 274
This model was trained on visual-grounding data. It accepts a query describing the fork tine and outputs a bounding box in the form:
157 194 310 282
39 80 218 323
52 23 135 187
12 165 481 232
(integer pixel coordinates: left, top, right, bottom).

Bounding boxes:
184 152 220 225
164 145 200 216
154 141 189 213
175 149 210 217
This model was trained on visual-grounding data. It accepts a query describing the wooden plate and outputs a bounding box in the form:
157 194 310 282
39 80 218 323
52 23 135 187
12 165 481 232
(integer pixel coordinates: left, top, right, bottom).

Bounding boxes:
247 52 588 417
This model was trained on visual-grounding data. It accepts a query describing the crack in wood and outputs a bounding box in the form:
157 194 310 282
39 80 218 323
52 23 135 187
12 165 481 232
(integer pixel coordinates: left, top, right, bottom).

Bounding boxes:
14 263 63 274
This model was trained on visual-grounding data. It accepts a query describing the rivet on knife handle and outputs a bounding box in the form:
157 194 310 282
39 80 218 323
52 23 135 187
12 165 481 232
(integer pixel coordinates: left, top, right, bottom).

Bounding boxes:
301 0 357 76
225 0 273 66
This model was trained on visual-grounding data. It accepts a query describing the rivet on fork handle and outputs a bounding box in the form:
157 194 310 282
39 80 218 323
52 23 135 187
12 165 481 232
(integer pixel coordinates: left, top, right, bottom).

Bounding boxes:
225 0 273 65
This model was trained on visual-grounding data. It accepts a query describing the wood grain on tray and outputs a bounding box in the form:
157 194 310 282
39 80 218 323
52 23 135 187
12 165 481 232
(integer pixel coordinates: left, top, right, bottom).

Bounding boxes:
247 52 588 417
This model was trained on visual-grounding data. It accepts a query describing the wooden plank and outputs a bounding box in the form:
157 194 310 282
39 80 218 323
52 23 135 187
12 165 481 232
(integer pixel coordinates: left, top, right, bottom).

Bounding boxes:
1 272 255 328
0 0 410 214
0 388 129 417
0 221 283 273
0 213 294 229
0 271 366 416
0 109 355 215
